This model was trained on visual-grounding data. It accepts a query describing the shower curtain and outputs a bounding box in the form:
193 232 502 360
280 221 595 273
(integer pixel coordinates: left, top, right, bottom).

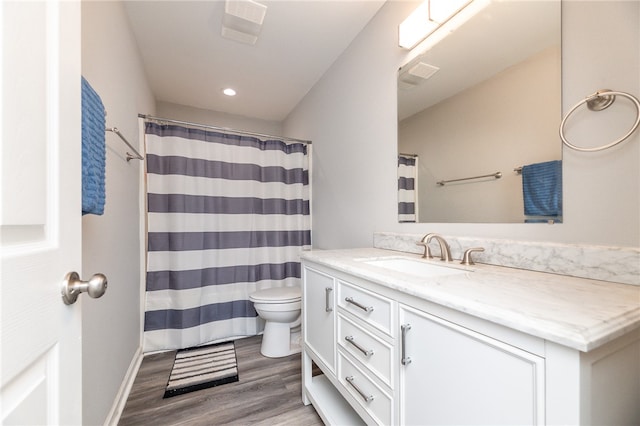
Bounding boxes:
398 154 418 223
143 122 310 352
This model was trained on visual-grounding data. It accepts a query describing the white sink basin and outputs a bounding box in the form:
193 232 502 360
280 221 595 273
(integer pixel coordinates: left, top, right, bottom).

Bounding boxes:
364 258 468 278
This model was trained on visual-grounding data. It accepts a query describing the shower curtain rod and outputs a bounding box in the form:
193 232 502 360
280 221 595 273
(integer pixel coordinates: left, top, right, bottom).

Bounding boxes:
138 114 312 145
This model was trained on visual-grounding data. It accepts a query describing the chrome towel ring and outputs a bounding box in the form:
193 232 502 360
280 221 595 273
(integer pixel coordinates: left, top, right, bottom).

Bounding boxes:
559 89 640 152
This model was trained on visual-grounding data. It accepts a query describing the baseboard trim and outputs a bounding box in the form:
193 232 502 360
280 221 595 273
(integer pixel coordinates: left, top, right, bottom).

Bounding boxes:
104 346 143 426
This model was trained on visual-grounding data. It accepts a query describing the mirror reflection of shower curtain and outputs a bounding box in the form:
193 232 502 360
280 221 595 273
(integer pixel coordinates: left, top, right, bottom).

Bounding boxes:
398 154 418 223
142 122 310 352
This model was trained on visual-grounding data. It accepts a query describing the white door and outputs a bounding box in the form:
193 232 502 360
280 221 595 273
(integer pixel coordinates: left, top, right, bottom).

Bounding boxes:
1 1 83 424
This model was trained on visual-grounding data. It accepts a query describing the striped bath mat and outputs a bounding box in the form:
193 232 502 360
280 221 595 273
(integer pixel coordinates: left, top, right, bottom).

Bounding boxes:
163 341 239 398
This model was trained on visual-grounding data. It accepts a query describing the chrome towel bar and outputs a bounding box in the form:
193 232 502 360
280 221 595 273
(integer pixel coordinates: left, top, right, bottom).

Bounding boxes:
106 127 144 161
436 171 501 186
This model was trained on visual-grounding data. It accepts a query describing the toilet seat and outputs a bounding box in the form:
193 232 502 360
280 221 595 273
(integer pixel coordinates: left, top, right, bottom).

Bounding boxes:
250 286 301 304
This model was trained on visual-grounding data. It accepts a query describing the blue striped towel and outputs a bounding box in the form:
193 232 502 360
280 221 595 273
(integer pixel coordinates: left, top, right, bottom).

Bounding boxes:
81 77 106 215
522 160 562 217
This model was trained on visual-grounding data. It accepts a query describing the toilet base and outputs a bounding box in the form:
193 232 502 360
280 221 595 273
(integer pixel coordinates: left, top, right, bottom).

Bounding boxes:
260 323 302 358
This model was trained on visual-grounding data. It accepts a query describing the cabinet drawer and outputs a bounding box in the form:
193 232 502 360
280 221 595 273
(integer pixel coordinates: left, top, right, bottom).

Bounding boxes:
338 281 393 336
338 314 393 387
338 352 393 426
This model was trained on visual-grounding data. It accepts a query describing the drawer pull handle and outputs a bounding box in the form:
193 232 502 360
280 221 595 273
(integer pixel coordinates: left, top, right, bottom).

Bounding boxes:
345 376 374 403
345 297 374 313
325 287 333 312
401 323 412 366
345 335 374 357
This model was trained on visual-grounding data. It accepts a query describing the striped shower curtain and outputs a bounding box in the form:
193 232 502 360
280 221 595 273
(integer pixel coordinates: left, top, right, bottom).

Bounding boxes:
398 154 418 223
143 122 310 352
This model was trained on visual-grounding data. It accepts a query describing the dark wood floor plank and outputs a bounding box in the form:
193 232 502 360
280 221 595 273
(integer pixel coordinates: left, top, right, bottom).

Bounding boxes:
118 335 322 426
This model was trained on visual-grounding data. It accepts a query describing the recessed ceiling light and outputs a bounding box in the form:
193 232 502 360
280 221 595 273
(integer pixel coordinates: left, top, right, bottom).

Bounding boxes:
223 88 237 96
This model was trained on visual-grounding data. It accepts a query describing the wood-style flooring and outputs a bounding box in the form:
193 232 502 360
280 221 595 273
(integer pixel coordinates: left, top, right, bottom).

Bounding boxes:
118 335 323 426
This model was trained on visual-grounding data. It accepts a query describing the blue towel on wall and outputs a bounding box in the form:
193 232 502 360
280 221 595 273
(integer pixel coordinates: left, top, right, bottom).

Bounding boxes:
522 160 562 217
81 77 106 215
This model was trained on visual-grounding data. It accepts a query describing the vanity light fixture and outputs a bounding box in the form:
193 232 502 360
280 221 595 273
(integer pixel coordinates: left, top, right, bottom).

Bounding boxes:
221 0 267 45
399 0 482 50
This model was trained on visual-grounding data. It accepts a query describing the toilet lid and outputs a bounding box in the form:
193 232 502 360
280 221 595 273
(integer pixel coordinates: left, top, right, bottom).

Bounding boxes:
250 286 301 303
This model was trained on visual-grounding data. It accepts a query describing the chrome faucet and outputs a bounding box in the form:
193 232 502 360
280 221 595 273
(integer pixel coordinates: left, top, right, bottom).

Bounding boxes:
417 233 452 262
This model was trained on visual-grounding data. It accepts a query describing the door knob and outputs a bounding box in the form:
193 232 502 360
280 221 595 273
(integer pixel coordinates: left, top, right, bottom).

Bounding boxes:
61 272 108 305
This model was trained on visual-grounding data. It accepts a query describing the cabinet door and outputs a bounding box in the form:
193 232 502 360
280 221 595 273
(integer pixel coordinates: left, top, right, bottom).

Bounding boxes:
303 266 336 372
399 305 544 426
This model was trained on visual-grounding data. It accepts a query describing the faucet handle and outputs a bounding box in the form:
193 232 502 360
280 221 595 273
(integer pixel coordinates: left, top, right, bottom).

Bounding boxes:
416 241 433 259
460 247 485 265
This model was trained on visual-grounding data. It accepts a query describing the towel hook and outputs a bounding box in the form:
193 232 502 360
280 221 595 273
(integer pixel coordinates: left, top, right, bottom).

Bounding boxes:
559 89 640 152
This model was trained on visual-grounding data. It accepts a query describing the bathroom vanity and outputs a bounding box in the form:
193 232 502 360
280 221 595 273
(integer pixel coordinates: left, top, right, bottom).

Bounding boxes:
300 248 640 425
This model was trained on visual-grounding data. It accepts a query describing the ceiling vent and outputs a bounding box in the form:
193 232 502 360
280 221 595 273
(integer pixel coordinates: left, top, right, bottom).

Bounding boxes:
399 61 440 87
408 62 440 80
222 0 267 45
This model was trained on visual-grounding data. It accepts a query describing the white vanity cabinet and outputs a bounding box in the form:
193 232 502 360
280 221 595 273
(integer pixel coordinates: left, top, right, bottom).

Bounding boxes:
302 265 367 426
301 254 640 426
399 305 545 425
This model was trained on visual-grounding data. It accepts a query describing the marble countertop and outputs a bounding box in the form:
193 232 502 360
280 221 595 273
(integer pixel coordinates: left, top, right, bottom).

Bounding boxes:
301 248 640 352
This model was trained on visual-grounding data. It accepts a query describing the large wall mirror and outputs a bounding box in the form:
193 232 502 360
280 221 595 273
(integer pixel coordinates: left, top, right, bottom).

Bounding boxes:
397 0 562 223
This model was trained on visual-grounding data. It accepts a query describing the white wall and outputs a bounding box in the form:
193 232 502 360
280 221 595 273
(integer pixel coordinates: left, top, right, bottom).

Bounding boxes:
81 2 155 425
284 1 408 250
156 101 284 136
284 1 639 249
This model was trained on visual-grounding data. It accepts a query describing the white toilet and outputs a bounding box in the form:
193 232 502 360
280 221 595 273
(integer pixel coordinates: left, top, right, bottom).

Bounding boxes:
249 286 302 358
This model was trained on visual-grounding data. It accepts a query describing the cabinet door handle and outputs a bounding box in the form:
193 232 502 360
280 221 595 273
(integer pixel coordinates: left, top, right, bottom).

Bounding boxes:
345 335 374 357
345 376 374 403
325 287 333 312
401 323 412 366
345 296 374 313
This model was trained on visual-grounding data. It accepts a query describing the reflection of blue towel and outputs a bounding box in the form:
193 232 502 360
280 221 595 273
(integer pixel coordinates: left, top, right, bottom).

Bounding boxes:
81 77 106 215
522 160 562 217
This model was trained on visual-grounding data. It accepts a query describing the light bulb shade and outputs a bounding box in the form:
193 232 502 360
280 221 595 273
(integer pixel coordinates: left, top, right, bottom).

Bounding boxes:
429 0 472 23
398 0 475 49
399 1 438 49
